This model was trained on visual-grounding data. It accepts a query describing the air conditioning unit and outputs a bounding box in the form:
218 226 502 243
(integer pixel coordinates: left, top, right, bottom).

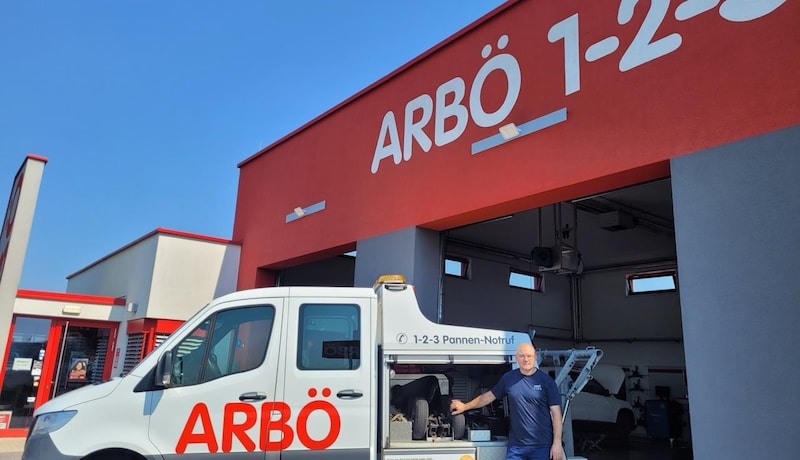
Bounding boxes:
598 211 636 231
534 245 582 275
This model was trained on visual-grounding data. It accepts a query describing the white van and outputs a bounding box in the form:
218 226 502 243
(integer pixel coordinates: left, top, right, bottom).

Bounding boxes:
22 275 589 460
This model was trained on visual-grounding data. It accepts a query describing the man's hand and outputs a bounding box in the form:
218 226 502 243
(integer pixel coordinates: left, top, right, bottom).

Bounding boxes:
450 399 467 415
450 391 495 415
550 442 564 460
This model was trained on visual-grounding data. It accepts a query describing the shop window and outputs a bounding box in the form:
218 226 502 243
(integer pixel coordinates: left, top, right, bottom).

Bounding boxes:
170 305 275 387
626 270 677 295
509 269 543 292
298 304 360 371
445 257 469 278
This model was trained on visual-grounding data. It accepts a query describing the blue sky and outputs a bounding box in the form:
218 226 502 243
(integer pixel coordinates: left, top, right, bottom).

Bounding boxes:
1 0 505 292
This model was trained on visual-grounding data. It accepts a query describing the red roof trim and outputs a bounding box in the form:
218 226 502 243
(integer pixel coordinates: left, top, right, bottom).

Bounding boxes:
155 227 233 245
237 0 520 168
66 227 239 279
17 289 126 306
26 153 49 163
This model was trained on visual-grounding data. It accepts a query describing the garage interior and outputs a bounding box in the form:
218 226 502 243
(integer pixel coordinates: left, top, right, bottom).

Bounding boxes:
278 177 692 458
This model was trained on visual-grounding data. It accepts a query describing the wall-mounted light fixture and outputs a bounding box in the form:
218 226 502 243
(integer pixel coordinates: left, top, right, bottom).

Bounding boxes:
127 302 138 313
286 200 327 223
62 305 82 315
471 108 568 155
499 123 521 140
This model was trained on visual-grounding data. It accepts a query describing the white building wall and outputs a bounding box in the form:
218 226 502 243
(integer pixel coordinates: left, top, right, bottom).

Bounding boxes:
61 230 240 376
65 233 240 322
147 235 240 320
13 297 125 323
66 237 157 310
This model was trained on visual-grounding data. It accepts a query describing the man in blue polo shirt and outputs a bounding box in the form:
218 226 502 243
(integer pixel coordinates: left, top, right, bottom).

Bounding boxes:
451 342 564 460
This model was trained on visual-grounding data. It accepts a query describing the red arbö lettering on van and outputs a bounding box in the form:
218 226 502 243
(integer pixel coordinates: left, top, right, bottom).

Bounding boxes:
296 387 341 450
175 387 341 454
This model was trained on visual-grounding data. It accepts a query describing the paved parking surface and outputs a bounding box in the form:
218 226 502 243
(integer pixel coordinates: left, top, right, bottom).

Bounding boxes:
0 435 692 460
575 435 693 460
0 437 24 460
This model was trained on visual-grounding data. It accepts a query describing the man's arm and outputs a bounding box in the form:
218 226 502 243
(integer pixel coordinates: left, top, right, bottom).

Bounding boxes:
450 391 497 415
550 404 564 460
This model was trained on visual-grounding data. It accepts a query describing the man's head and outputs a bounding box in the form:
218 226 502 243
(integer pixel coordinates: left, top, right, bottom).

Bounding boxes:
515 342 536 374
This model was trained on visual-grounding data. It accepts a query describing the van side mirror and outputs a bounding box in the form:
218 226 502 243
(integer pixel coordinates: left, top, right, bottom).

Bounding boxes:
155 351 174 387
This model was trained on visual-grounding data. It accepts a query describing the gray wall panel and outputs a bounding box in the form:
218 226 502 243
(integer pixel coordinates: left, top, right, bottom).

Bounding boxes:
671 125 800 459
355 227 441 321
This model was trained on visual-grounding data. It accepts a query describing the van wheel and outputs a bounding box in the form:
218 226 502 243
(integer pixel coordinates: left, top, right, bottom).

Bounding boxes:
451 412 466 439
411 397 429 440
83 449 145 460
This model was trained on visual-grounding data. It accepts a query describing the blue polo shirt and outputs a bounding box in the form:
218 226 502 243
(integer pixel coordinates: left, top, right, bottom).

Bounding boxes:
491 369 561 448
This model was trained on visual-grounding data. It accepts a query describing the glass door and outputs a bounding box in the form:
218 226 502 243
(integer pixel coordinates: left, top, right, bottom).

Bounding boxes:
0 316 51 430
51 321 114 399
1 316 117 432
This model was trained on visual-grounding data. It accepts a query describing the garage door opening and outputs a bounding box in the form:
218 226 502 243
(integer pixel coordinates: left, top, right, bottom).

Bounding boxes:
441 178 691 458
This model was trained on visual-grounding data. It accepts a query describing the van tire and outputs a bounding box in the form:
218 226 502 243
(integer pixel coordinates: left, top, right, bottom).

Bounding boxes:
83 449 145 460
411 397 429 440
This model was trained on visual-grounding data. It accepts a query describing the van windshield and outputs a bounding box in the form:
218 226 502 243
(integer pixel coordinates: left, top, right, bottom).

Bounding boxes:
125 302 211 376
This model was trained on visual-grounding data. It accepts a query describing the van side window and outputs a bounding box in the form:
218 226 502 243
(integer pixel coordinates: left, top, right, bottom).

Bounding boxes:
171 305 274 386
297 304 360 371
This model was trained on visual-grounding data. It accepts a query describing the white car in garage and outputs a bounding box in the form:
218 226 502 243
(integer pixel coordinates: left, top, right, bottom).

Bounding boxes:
567 364 636 439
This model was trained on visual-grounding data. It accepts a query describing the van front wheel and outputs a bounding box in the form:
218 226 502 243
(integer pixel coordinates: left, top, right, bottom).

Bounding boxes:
83 448 146 460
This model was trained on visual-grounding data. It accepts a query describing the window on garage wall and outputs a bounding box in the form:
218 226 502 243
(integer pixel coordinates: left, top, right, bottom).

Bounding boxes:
444 256 469 279
626 269 677 295
509 269 543 292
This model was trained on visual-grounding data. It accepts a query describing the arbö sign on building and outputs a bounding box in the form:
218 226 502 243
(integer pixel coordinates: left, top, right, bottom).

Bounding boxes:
371 0 789 174
233 0 798 282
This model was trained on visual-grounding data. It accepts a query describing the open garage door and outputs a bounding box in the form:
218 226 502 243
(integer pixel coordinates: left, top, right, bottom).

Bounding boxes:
440 178 692 458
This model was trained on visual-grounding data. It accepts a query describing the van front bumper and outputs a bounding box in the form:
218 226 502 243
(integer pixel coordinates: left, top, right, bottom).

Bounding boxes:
21 434 79 460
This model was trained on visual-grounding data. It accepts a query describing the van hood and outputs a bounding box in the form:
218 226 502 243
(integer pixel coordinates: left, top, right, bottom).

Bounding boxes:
35 378 122 415
590 364 626 395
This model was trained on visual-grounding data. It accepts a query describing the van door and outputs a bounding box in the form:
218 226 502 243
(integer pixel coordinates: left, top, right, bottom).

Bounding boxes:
147 299 283 459
281 296 374 459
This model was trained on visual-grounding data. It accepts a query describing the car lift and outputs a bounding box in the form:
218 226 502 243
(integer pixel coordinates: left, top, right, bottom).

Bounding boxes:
537 347 604 458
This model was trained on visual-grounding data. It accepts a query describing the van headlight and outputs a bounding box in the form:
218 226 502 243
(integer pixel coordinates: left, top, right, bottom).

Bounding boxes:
29 411 77 437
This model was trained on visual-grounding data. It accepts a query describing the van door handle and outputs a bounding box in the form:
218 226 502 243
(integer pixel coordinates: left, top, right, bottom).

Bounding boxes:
336 389 363 399
239 392 267 401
